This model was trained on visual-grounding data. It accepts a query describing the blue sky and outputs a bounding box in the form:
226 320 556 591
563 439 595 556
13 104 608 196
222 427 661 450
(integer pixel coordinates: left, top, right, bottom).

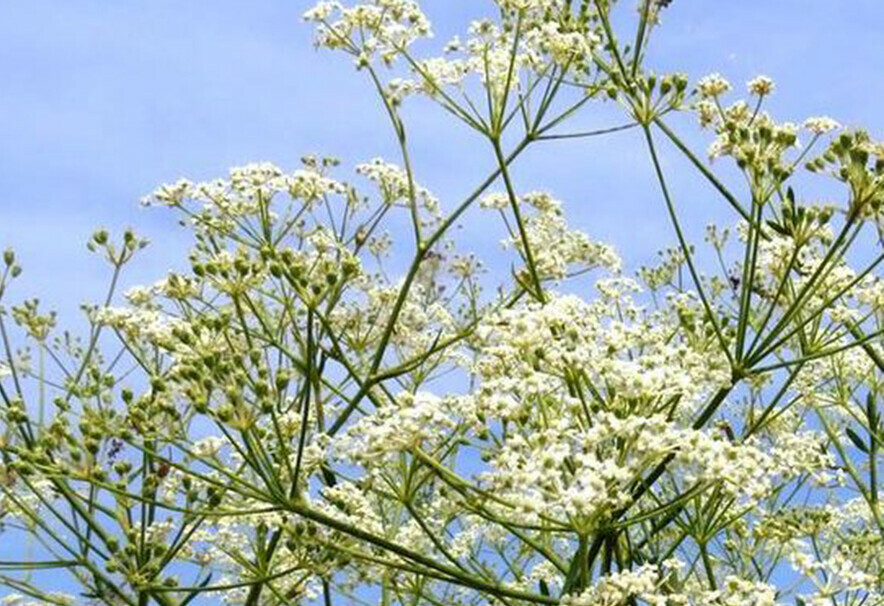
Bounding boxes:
2 1 884 321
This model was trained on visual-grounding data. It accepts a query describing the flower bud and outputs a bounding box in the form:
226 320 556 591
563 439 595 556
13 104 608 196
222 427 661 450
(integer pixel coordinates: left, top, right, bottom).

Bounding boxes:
255 381 269 398
93 230 109 246
150 376 166 393
276 370 291 391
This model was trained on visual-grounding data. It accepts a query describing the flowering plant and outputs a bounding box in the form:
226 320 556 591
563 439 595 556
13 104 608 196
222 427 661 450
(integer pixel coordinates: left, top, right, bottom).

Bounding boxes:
1 1 883 605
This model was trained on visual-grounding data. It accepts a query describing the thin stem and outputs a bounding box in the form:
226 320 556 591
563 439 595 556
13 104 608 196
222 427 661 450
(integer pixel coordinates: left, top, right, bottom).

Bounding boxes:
642 124 734 368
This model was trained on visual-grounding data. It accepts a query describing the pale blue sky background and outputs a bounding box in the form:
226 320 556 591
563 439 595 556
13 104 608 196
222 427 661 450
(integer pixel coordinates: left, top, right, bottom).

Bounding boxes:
2 1 884 322
1 1 884 600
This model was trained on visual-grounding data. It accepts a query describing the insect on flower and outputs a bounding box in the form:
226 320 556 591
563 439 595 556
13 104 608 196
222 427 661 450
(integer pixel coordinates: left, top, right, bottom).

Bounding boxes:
107 438 124 461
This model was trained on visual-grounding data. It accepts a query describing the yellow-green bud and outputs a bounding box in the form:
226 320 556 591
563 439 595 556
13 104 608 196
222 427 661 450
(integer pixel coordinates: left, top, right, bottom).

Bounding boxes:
93 230 109 245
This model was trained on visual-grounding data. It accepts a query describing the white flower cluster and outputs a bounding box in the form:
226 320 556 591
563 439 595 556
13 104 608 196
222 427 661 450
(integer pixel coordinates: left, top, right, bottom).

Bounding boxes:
317 481 386 536
337 391 456 463
562 562 779 606
747 75 775 96
93 306 187 350
407 56 470 97
697 73 732 98
561 562 672 605
0 476 56 526
355 157 439 215
141 162 348 236
804 116 841 135
303 0 432 66
496 0 559 12
492 191 621 280
760 497 884 603
478 409 821 526
693 74 849 191
329 279 458 361
311 0 600 109
474 290 729 414
523 21 601 67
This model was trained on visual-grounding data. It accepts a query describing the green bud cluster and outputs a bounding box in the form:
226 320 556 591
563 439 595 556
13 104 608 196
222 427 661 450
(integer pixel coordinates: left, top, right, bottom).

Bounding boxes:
806 130 884 219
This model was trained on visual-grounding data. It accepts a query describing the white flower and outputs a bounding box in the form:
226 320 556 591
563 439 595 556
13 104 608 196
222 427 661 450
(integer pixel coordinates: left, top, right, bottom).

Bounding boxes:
497 0 557 11
526 21 599 67
304 0 432 65
696 99 718 128
479 192 510 209
804 116 840 134
698 72 732 98
193 436 226 459
356 158 439 213
303 1 340 21
414 57 469 95
747 75 775 96
141 178 193 207
496 192 621 279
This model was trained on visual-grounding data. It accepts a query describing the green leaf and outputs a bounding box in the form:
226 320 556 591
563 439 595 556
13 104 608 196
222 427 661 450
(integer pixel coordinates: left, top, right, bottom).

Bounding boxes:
866 391 878 427
846 427 870 454
765 219 790 236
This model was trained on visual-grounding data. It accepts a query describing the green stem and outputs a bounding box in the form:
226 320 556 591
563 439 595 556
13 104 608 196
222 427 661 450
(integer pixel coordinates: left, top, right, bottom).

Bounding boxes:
642 124 734 367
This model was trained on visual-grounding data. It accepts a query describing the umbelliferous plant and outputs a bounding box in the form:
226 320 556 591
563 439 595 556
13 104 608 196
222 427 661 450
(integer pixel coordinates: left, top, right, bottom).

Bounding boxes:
2 1 883 604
